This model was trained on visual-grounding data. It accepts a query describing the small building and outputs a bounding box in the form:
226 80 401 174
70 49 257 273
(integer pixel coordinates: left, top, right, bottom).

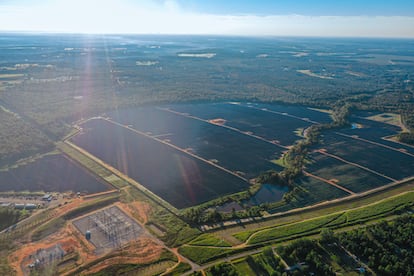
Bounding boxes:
14 203 25 210
357 267 366 274
25 203 37 210
42 194 52 201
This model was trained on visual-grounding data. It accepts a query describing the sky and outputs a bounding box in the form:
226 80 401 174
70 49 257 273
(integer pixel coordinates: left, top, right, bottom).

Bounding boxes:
0 0 413 38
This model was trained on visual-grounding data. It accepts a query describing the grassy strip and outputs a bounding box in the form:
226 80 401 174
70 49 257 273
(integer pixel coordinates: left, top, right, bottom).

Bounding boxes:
247 213 341 245
233 259 257 275
31 217 65 242
216 180 414 242
233 230 258 243
61 142 200 247
189 233 232 247
57 142 128 189
325 213 347 227
178 246 241 265
165 262 192 276
121 186 201 247
0 191 45 197
90 261 176 276
239 191 414 245
70 249 175 275
63 194 119 220
346 191 414 223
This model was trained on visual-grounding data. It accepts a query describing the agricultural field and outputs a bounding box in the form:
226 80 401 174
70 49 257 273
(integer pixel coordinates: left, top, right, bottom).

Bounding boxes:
0 153 111 194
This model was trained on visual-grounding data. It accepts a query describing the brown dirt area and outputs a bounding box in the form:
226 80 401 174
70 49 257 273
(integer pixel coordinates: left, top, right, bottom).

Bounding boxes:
9 223 95 276
81 238 165 275
119 201 152 224
209 118 226 125
9 200 160 276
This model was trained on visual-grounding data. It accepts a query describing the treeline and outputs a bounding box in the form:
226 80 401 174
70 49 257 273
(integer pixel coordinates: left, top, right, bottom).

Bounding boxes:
399 112 414 145
339 215 414 275
245 247 286 276
0 207 27 231
398 132 414 144
207 247 285 276
277 239 335 276
183 204 263 225
203 215 414 275
184 103 353 225
257 103 351 191
0 109 53 167
1 45 413 166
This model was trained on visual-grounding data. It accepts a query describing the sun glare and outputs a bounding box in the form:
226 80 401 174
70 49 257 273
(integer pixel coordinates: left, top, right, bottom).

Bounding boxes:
0 0 413 37
35 0 146 33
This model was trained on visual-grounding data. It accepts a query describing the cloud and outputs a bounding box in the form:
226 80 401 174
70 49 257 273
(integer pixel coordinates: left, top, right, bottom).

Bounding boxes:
0 0 413 38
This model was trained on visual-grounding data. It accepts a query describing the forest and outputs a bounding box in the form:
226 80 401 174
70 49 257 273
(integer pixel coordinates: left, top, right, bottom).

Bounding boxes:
0 34 413 166
339 215 414 275
0 108 53 167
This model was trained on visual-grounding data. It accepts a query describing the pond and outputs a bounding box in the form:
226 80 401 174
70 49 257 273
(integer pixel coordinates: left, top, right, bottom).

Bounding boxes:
244 184 289 206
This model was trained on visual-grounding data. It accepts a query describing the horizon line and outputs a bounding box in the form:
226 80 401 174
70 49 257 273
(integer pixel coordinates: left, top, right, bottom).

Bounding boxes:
1 30 414 40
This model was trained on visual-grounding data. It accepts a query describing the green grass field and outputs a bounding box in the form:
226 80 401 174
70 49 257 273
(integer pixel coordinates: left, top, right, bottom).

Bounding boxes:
31 217 65 242
246 213 341 244
57 142 128 190
165 262 192 276
189 233 232 247
178 246 240 264
234 191 414 245
213 180 414 244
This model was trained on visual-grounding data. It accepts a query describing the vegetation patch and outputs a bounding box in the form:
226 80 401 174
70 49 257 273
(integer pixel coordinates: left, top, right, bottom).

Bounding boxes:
237 191 414 245
247 213 341 244
339 215 414 275
31 217 65 242
189 233 232 247
165 262 192 276
178 246 240 264
0 207 28 231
